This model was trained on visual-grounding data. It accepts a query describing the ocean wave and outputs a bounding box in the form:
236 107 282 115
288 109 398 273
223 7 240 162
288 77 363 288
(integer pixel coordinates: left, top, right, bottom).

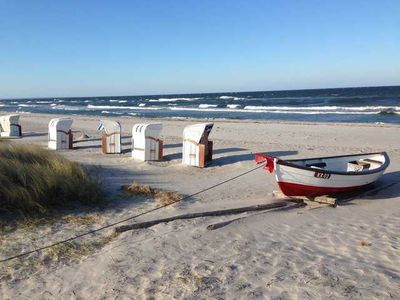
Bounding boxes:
87 104 161 110
15 111 31 114
379 108 400 115
18 104 37 107
101 110 123 115
219 96 245 100
169 106 393 115
138 103 146 107
227 104 241 109
109 99 128 103
243 105 400 112
51 105 83 111
36 101 53 104
199 104 218 108
148 97 201 102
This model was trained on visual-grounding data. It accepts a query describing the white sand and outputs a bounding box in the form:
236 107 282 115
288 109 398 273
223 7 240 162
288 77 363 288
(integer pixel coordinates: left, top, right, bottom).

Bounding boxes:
1 113 400 299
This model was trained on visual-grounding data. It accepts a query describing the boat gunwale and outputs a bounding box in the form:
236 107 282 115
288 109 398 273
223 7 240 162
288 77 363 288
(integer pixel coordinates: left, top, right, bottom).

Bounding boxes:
276 151 390 176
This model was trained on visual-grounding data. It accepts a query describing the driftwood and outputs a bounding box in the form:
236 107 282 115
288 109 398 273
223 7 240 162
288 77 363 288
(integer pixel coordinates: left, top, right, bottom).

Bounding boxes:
115 202 288 233
206 202 306 230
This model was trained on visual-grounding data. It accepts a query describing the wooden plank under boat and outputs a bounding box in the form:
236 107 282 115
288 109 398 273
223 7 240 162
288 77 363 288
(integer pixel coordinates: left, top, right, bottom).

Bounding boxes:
255 152 390 197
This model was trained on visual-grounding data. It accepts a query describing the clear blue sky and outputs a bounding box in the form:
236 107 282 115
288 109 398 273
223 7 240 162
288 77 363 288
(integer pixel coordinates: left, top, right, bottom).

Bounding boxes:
0 0 399 98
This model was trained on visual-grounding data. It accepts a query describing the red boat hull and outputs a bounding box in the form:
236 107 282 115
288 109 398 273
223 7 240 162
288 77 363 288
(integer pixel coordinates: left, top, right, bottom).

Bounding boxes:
277 181 369 197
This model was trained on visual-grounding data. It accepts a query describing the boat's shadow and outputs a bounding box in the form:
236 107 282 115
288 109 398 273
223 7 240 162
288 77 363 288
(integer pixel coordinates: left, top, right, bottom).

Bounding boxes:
337 171 400 204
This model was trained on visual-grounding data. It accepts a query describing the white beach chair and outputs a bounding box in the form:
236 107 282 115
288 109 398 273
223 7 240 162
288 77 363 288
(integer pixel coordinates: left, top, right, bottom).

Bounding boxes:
182 123 214 168
48 118 74 150
0 114 22 137
100 120 121 154
132 123 163 161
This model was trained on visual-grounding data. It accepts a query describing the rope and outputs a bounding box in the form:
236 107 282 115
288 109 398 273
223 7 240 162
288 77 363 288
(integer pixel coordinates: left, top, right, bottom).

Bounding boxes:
0 163 264 263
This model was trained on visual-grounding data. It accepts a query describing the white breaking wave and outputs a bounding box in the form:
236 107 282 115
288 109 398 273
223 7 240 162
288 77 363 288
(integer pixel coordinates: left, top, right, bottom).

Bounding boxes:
219 96 234 99
109 99 128 103
243 105 400 112
101 110 123 115
227 104 241 109
87 104 161 110
199 104 218 108
18 104 37 107
51 105 83 111
86 104 400 115
36 101 53 104
148 97 200 102
138 103 146 107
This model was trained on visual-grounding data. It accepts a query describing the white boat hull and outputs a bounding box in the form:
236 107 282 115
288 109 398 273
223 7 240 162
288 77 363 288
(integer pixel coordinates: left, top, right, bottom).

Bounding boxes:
256 152 389 197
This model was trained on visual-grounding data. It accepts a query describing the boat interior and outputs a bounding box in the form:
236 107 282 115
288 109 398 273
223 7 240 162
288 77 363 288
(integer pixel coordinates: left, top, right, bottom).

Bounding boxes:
292 153 386 173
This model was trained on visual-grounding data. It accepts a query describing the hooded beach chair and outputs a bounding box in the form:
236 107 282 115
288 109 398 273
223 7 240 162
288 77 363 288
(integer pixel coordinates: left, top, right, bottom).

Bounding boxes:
0 114 22 137
48 118 74 150
182 123 213 167
132 123 163 161
99 119 121 154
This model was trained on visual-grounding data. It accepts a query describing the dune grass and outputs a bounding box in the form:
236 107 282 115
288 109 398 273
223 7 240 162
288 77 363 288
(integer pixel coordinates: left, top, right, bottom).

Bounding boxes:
0 142 103 215
124 181 182 205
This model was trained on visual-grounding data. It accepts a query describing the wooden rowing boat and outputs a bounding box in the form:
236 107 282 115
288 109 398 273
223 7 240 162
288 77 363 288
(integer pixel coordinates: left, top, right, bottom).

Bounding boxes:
255 152 390 197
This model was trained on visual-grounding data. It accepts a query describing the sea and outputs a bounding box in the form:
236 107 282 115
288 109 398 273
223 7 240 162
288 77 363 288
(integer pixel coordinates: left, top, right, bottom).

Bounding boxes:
1 86 399 124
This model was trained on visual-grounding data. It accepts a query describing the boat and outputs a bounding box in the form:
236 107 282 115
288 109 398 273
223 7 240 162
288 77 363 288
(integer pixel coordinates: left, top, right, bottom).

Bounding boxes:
255 152 390 197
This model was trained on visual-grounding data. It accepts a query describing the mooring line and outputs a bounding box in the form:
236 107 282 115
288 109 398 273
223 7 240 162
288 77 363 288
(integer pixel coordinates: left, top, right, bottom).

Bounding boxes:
0 163 264 263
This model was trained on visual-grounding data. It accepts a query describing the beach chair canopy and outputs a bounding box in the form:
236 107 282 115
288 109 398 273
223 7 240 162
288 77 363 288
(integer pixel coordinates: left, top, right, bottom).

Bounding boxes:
49 118 73 133
0 114 21 137
48 118 73 150
0 114 20 130
100 119 121 134
100 119 121 154
183 123 213 144
132 123 162 139
132 123 163 161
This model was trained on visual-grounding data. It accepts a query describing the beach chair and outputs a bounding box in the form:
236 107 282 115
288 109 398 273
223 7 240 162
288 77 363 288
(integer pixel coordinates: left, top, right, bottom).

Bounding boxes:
0 114 22 137
100 120 121 154
182 123 213 168
48 118 74 150
132 123 163 161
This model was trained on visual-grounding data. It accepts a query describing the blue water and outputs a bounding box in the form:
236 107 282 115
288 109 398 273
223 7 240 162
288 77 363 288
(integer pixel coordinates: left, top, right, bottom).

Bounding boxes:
1 86 400 124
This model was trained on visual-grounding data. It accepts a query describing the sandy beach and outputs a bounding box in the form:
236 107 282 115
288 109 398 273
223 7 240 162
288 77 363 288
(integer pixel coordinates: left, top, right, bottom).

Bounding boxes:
1 112 400 299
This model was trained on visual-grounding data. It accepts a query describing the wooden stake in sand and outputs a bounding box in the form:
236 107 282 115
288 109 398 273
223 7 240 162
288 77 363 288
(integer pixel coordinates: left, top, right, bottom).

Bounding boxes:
115 202 288 233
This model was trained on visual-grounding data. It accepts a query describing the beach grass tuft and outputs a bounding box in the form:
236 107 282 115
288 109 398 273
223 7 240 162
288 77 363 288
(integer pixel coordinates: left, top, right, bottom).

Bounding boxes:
0 142 103 215
154 191 182 205
124 181 182 205
125 181 154 196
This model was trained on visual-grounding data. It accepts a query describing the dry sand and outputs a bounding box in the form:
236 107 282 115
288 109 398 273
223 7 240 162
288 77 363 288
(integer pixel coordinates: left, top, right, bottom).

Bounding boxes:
1 113 400 299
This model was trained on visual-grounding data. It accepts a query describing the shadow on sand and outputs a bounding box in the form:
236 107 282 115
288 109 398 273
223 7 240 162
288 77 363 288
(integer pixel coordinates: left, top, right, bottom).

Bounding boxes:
337 171 400 204
22 132 48 137
211 150 298 166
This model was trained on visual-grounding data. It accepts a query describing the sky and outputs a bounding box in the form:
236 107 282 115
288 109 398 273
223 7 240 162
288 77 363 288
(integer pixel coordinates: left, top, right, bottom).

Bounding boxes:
0 0 399 98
